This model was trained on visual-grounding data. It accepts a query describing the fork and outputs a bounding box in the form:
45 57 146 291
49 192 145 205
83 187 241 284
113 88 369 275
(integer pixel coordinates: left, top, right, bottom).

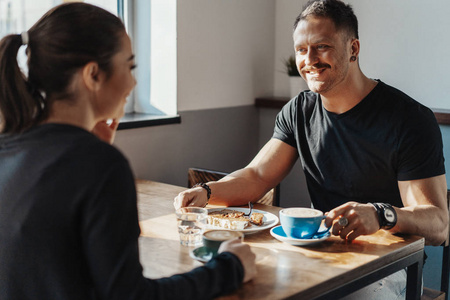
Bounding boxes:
244 202 253 217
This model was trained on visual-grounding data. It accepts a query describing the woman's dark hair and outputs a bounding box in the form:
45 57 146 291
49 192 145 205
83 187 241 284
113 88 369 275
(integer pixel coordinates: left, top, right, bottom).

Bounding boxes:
293 0 358 40
0 2 125 134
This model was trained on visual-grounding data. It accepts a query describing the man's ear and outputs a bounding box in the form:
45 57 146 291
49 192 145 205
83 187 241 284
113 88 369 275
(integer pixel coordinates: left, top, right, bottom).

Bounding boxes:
82 62 104 92
350 38 360 58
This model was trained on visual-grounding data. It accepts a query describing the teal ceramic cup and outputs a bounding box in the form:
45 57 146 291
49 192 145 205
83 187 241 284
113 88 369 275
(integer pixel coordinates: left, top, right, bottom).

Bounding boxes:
279 207 329 239
202 230 243 256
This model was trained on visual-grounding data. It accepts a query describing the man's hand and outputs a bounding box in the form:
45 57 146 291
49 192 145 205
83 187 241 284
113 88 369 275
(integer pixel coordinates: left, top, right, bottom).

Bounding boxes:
173 187 208 210
325 202 380 241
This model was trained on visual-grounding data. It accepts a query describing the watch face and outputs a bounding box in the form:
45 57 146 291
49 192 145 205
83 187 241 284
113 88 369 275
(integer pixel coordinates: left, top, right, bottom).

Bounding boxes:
384 208 396 223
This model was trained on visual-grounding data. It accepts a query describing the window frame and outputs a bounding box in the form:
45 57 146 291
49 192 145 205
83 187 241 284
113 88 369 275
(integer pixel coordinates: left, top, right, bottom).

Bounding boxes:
118 0 180 130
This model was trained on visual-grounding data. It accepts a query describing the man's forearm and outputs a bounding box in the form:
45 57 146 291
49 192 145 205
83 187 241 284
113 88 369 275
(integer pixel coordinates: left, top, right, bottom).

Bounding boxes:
208 168 275 206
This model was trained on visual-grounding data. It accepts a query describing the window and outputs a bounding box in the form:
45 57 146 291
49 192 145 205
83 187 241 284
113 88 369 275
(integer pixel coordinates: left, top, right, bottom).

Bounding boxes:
120 0 179 129
0 1 118 34
0 0 179 129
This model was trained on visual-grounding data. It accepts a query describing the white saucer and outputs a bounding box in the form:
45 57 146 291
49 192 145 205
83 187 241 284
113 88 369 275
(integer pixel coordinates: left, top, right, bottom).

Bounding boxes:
270 225 331 246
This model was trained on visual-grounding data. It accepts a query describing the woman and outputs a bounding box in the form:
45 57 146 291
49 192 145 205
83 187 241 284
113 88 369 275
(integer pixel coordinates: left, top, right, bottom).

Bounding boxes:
0 3 255 300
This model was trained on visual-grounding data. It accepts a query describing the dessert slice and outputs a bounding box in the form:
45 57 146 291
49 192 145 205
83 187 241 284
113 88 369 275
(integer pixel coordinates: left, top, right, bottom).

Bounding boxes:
208 209 249 230
250 212 264 226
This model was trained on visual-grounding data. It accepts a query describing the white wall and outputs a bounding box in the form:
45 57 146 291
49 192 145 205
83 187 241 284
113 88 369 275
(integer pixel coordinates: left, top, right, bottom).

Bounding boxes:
177 0 276 111
353 0 450 110
273 0 450 110
273 0 305 98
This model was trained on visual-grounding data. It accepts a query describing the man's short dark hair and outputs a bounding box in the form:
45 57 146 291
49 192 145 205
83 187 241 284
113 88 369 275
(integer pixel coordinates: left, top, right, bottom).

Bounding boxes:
293 0 359 40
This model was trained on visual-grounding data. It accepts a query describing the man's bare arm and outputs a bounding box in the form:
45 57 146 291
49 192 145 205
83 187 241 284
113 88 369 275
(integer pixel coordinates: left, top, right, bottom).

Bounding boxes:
174 138 298 208
396 174 448 246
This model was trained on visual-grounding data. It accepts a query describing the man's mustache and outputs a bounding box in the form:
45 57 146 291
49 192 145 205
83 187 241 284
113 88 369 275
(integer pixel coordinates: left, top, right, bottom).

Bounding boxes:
301 63 331 72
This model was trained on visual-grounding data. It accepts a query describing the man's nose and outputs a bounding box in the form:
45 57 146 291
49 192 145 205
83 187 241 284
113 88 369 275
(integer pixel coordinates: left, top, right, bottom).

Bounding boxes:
304 48 319 66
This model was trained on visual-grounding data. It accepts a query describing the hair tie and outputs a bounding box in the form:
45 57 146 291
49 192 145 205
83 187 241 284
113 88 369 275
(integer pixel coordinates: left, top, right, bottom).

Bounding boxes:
21 32 29 45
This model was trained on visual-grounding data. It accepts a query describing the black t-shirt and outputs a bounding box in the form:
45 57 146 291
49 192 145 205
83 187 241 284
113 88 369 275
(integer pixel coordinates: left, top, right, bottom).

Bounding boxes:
273 80 445 212
0 124 243 300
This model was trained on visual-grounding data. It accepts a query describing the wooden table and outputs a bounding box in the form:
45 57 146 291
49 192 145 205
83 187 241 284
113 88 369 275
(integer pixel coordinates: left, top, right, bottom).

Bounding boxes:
136 179 424 299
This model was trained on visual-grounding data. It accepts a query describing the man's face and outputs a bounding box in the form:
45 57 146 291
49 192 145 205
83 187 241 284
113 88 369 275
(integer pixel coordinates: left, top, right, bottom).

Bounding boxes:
293 16 352 95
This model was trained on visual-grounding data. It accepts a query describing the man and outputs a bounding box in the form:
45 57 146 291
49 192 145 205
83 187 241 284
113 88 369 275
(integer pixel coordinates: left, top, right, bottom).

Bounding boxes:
175 1 448 297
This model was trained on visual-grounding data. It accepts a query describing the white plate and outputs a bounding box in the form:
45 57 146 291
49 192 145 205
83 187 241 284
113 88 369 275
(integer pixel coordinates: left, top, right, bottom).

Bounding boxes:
270 225 331 246
207 207 279 234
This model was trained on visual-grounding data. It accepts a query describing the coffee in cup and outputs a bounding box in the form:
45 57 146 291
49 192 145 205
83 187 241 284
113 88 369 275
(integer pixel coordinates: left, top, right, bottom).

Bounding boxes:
279 207 329 239
202 230 243 256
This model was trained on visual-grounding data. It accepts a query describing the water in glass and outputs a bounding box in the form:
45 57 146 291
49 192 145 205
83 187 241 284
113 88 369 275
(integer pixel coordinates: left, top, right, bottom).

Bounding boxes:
176 208 207 246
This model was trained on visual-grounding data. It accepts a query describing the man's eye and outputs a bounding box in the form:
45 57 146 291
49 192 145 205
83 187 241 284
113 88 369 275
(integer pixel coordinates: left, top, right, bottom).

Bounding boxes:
296 48 306 54
317 45 328 50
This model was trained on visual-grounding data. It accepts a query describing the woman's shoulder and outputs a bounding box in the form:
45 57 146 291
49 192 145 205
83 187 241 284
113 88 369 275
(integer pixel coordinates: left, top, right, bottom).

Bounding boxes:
28 123 129 168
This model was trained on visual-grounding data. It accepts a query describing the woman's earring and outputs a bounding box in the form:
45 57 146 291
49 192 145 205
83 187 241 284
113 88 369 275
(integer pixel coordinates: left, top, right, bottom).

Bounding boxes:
350 56 357 62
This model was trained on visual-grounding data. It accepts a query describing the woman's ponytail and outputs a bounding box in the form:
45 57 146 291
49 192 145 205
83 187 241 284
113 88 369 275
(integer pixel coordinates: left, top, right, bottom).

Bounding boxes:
1 3 125 134
0 34 40 134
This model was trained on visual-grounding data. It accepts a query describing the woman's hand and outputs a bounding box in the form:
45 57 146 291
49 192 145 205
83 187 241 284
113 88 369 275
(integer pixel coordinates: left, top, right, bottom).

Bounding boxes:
219 238 257 283
91 119 119 144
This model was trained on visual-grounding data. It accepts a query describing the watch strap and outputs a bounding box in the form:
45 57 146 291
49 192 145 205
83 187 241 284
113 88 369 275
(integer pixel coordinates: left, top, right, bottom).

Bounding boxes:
193 182 211 200
370 203 383 229
369 202 397 230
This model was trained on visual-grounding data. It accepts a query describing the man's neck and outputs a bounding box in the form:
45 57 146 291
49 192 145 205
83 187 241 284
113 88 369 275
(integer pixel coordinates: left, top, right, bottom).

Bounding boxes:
321 74 378 114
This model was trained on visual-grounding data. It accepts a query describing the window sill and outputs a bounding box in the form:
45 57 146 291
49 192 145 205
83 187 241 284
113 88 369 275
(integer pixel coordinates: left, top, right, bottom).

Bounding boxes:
255 97 450 125
118 113 181 130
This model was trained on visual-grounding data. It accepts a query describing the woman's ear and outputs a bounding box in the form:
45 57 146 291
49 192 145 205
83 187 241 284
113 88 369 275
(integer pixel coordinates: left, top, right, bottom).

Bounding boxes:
82 62 104 91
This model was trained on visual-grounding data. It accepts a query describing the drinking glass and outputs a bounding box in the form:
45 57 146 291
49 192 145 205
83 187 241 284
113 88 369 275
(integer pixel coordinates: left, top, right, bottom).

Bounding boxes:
175 207 208 246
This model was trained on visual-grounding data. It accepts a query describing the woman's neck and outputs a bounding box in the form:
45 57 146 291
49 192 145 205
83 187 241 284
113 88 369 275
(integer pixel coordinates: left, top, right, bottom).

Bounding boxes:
42 98 96 132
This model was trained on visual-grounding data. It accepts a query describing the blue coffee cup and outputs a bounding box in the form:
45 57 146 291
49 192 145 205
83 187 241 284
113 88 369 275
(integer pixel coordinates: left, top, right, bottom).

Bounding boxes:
279 207 330 239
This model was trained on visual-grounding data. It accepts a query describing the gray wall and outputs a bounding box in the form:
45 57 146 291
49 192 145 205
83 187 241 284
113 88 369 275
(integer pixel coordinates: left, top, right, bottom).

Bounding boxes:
115 106 260 186
258 106 310 207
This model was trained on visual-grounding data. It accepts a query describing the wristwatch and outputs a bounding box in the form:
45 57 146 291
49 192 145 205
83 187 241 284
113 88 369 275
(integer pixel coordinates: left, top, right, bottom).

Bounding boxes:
370 203 397 230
